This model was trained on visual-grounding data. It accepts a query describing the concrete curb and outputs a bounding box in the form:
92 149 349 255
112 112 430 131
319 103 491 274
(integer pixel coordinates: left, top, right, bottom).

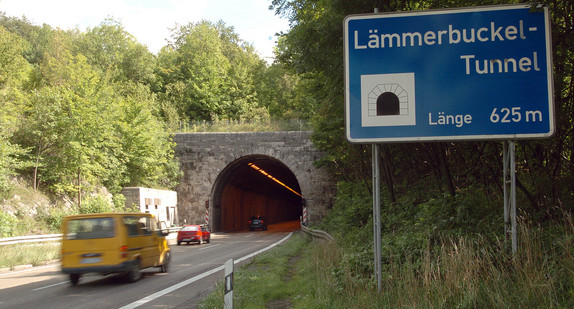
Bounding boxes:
0 259 60 274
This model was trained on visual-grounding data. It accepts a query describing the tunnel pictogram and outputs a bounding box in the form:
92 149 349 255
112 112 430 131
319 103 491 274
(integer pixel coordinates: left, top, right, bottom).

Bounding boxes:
376 92 400 115
361 72 416 127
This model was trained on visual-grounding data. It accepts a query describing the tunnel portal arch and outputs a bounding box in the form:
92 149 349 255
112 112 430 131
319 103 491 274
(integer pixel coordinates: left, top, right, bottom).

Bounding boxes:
210 155 302 232
173 132 335 231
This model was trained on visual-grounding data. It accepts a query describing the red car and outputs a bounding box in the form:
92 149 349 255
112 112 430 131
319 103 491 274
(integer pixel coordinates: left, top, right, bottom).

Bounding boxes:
177 225 211 245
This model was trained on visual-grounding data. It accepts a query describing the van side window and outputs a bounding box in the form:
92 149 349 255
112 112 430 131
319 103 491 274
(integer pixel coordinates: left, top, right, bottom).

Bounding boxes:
138 217 154 235
66 218 115 239
123 216 140 237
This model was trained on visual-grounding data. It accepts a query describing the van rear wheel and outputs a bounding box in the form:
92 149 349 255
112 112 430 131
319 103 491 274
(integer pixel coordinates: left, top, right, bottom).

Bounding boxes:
70 274 81 285
126 260 142 283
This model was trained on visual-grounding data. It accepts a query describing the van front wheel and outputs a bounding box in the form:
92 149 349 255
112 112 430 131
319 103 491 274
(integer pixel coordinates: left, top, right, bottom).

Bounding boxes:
160 251 170 273
126 260 142 283
70 274 81 285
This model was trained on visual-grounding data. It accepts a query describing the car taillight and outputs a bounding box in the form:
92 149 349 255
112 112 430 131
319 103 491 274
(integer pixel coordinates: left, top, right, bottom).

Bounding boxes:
120 246 128 259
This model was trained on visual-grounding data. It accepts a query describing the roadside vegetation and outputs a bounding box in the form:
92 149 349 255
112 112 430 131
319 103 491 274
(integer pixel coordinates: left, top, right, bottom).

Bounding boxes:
2 0 574 306
0 243 60 270
177 118 311 133
200 213 573 308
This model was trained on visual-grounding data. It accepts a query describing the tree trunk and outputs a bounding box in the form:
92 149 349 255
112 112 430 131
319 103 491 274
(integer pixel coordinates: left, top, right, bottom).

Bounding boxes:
77 167 81 209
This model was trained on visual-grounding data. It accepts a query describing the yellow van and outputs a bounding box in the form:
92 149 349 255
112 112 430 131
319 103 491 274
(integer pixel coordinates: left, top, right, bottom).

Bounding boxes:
61 212 171 285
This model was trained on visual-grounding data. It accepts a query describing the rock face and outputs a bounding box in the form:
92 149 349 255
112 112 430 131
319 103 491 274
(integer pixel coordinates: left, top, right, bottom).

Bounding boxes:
173 132 335 230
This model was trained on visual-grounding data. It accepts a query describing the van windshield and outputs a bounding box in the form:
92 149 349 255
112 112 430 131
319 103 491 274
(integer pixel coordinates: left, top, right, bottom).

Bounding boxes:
66 217 115 239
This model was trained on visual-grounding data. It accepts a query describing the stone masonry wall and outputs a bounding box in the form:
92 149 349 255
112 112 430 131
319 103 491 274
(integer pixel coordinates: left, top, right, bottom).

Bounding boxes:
173 131 335 226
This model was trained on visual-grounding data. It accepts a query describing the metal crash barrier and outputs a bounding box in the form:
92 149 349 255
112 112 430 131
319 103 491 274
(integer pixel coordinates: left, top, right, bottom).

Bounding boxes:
300 217 334 242
0 227 182 246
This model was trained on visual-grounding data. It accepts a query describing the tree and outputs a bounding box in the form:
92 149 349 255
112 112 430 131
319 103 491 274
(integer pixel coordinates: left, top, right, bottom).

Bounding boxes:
25 31 120 202
0 25 31 196
112 82 182 191
156 21 230 121
156 20 272 122
272 0 574 216
76 18 156 85
2 14 183 205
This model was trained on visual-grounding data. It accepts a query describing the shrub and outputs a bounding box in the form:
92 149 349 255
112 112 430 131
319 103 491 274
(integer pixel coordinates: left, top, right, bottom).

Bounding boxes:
80 195 115 214
37 205 74 232
0 210 18 237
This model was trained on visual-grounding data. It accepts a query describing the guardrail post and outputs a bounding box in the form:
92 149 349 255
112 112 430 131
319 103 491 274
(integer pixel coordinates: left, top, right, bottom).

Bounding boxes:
224 259 234 309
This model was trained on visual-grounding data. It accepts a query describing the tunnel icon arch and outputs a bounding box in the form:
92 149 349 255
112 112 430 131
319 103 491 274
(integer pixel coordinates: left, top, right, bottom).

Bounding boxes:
360 73 416 127
209 154 303 232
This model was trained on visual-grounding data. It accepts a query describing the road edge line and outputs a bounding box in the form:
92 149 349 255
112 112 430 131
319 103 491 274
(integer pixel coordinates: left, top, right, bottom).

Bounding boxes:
119 232 293 309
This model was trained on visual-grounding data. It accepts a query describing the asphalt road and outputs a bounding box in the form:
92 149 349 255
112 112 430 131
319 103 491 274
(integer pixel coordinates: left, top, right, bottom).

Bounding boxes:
0 221 300 309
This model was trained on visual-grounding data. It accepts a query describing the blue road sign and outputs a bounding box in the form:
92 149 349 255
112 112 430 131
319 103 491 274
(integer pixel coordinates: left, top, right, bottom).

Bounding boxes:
344 5 554 143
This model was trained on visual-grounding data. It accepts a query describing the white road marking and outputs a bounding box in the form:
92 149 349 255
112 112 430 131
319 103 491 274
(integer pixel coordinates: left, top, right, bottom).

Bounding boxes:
33 281 68 291
198 243 221 251
119 232 293 309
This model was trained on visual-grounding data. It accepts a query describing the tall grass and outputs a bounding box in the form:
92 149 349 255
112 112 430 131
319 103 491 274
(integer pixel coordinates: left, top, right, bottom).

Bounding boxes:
0 243 60 269
174 118 311 133
304 213 574 308
198 234 309 309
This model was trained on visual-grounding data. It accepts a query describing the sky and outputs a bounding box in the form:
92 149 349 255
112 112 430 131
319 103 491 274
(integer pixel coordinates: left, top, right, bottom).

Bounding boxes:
0 0 290 62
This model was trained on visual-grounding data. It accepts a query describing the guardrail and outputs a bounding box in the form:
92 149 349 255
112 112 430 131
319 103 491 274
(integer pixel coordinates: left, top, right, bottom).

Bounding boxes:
300 220 334 242
1 223 332 246
0 227 183 246
0 234 63 246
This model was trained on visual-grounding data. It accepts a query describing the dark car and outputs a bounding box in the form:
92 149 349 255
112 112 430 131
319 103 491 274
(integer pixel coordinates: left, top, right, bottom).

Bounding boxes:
249 216 267 231
177 224 211 245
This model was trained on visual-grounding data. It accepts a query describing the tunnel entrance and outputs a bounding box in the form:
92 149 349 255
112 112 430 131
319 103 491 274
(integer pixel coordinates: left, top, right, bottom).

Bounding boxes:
210 155 303 232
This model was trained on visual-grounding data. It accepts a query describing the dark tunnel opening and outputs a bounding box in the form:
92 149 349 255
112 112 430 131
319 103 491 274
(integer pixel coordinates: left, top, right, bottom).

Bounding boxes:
210 155 303 232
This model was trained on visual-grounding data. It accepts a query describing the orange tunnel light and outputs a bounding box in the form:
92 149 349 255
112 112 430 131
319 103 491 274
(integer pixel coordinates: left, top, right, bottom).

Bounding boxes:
248 163 303 198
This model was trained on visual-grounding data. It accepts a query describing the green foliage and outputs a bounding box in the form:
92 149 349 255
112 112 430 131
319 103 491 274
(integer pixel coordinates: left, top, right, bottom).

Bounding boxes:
321 180 504 278
112 193 129 211
1 12 307 206
80 195 116 214
273 0 574 207
178 117 310 133
0 243 60 269
78 193 138 214
200 216 574 308
37 204 73 232
34 193 134 233
0 210 18 237
255 63 316 119
0 25 31 196
0 17 185 201
76 18 156 85
156 20 261 121
199 234 309 309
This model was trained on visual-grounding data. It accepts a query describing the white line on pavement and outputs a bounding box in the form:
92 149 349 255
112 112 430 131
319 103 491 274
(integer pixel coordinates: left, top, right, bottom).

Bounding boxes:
198 243 221 250
119 232 293 309
33 281 68 291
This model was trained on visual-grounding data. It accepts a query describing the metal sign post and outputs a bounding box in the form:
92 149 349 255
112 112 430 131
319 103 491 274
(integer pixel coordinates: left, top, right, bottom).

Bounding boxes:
372 144 382 292
503 141 517 253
